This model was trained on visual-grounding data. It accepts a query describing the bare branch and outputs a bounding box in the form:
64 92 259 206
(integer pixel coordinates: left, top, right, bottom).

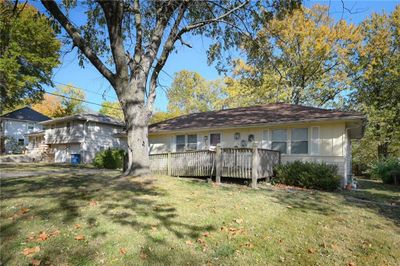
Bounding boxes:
41 0 115 86
98 1 128 81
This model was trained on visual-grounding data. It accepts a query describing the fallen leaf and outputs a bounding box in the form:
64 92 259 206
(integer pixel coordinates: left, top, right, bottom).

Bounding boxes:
38 232 48 241
50 230 60 237
21 208 30 214
75 235 85 241
348 262 355 266
234 218 243 224
120 248 127 255
27 235 36 242
139 249 148 260
23 246 40 257
203 232 210 237
287 205 293 209
185 240 193 246
89 200 97 206
197 238 206 245
74 224 81 229
31 258 41 265
308 248 316 254
246 242 254 248
151 226 158 231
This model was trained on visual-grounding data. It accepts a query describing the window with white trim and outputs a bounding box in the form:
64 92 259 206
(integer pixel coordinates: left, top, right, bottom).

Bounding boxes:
210 133 221 146
176 135 185 152
28 123 34 130
271 129 287 154
291 128 308 154
187 135 197 150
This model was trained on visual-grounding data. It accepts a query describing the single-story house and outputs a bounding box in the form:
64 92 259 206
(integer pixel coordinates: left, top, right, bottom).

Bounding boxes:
0 107 50 154
27 113 126 163
147 103 365 185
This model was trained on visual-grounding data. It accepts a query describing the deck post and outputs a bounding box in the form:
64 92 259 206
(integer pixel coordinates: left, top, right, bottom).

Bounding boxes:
215 144 222 184
167 152 172 176
251 146 259 188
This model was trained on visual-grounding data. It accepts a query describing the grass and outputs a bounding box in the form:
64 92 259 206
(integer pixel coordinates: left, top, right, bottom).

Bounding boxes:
1 163 399 265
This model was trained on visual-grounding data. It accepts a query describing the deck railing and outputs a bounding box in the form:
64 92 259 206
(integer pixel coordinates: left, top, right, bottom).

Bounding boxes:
149 145 280 188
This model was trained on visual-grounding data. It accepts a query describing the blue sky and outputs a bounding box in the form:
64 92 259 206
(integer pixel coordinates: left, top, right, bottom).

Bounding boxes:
32 1 399 112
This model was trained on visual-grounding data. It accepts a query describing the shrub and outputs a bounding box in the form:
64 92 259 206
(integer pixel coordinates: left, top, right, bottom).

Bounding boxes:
273 161 341 191
369 158 400 184
93 148 125 169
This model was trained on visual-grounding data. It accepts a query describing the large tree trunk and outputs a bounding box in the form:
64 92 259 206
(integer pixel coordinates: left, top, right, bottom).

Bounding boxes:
119 79 151 177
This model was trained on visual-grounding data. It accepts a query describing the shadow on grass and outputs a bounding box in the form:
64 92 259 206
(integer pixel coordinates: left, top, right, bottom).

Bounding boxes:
342 179 400 225
0 165 215 264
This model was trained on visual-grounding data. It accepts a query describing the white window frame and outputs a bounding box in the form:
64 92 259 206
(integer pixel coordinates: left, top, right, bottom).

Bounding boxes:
186 134 198 151
290 127 309 155
271 129 288 154
311 126 320 155
175 135 186 152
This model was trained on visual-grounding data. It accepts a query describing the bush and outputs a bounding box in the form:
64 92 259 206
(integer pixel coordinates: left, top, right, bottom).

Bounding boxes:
369 158 400 184
273 161 341 191
93 148 125 169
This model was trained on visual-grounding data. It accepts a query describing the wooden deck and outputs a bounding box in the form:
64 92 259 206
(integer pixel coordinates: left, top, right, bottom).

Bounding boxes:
149 145 280 188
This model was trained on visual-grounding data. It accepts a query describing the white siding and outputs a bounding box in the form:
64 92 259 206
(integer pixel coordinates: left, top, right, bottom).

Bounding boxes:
1 119 43 153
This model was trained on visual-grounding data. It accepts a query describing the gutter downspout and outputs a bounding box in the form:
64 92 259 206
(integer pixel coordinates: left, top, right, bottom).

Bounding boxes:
82 119 90 164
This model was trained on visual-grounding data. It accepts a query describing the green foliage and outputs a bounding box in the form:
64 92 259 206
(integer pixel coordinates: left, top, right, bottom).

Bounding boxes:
274 161 341 191
350 6 400 160
223 5 361 108
166 70 226 116
55 84 87 116
369 158 400 184
99 101 124 121
93 148 125 169
0 1 60 111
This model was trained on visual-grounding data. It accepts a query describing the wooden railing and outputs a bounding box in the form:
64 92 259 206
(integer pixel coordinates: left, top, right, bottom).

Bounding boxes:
149 145 280 188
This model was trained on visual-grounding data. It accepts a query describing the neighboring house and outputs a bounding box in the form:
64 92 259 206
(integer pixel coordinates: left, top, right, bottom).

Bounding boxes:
146 103 365 185
27 113 126 163
0 107 50 154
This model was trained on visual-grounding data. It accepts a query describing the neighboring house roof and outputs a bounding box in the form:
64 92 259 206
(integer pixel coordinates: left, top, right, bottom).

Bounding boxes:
0 107 50 122
149 103 364 133
40 113 124 127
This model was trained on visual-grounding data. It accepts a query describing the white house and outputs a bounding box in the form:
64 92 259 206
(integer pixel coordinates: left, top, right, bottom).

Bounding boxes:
0 107 50 154
146 103 365 185
27 113 126 163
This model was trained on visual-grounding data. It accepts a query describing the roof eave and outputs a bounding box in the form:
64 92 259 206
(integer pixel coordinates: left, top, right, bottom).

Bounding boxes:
149 116 365 135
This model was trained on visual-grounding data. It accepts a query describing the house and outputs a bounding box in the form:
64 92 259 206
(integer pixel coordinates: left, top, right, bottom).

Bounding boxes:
27 113 126 163
0 107 50 154
146 103 365 185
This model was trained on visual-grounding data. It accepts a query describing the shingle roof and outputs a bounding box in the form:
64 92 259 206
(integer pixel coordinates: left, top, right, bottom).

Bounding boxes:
0 107 50 122
40 113 124 126
149 103 364 133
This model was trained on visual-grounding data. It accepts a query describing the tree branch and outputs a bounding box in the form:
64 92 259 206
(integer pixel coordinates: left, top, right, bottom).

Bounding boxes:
98 1 128 82
147 1 188 113
41 0 115 86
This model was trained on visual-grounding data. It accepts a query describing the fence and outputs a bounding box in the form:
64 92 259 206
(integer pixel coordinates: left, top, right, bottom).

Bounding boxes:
149 145 280 188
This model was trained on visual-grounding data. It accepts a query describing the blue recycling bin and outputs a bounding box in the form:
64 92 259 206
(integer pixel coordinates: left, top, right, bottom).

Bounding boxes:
71 154 81 165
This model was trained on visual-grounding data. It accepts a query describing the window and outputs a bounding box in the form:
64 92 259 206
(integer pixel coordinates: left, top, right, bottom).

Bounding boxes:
176 135 185 152
291 128 308 154
210 133 221 146
18 139 25 146
187 135 197 150
271 129 287 154
28 123 34 130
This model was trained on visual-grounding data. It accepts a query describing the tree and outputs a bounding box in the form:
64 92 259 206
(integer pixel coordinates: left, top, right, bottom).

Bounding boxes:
31 94 63 118
351 6 400 161
55 84 87 116
0 0 60 112
99 101 124 120
166 70 226 115
223 5 361 108
40 0 300 175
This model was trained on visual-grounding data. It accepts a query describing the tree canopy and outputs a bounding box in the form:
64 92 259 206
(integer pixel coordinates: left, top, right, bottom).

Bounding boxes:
99 101 124 120
0 0 60 112
351 5 400 162
31 94 63 118
223 5 361 108
55 85 87 116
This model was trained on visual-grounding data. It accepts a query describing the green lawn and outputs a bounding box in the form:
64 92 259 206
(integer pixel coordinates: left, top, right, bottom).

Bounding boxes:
1 164 399 265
